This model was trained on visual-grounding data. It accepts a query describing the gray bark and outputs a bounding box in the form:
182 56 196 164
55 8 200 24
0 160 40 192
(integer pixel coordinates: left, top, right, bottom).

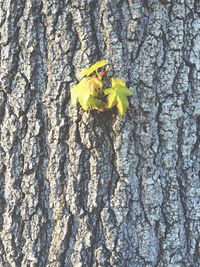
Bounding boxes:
0 0 200 266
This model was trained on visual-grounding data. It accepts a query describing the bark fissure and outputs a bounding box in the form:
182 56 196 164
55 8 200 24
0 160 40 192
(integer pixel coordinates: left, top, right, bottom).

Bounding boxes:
0 0 200 266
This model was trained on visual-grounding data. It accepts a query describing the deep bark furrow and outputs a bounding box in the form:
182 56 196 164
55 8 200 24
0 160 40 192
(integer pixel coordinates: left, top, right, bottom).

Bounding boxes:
0 0 200 266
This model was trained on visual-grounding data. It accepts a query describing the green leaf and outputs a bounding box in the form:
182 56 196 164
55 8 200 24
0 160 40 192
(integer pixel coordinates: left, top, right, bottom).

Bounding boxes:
104 88 114 95
71 65 132 115
78 90 91 110
88 96 104 110
106 90 117 108
86 77 103 97
71 77 104 111
105 79 132 115
111 78 126 87
115 86 133 96
71 79 89 106
79 60 108 78
116 95 129 115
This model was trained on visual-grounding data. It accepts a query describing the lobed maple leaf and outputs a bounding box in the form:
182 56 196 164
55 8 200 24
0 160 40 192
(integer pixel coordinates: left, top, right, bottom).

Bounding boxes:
104 78 132 115
71 60 132 115
79 60 108 78
71 77 104 111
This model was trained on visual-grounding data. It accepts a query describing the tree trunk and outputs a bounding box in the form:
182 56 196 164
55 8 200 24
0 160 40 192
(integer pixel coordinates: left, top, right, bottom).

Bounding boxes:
0 0 200 266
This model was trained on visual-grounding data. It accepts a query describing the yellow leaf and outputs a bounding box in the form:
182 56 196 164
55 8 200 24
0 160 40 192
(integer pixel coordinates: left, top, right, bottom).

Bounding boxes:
106 89 117 108
111 78 126 87
115 86 133 96
104 88 113 95
79 60 108 78
104 79 132 115
71 78 89 105
86 77 103 97
88 96 104 110
116 95 129 115
78 90 91 110
71 77 104 111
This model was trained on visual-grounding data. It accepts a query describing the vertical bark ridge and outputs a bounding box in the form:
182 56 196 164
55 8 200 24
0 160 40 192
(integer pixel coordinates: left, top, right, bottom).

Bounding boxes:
0 0 200 266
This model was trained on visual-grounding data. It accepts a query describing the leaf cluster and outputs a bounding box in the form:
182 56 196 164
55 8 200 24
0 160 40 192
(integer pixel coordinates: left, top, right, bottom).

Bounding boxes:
71 60 132 116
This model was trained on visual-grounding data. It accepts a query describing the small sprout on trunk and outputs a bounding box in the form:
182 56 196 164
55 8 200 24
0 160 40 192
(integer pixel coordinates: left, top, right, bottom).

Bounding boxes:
71 60 132 116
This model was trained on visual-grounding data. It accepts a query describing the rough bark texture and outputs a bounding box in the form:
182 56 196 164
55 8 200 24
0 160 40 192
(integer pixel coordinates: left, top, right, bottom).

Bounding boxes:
0 0 200 266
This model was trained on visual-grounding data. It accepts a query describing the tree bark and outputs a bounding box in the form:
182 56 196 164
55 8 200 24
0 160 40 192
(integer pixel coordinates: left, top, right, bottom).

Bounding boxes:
0 0 200 266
